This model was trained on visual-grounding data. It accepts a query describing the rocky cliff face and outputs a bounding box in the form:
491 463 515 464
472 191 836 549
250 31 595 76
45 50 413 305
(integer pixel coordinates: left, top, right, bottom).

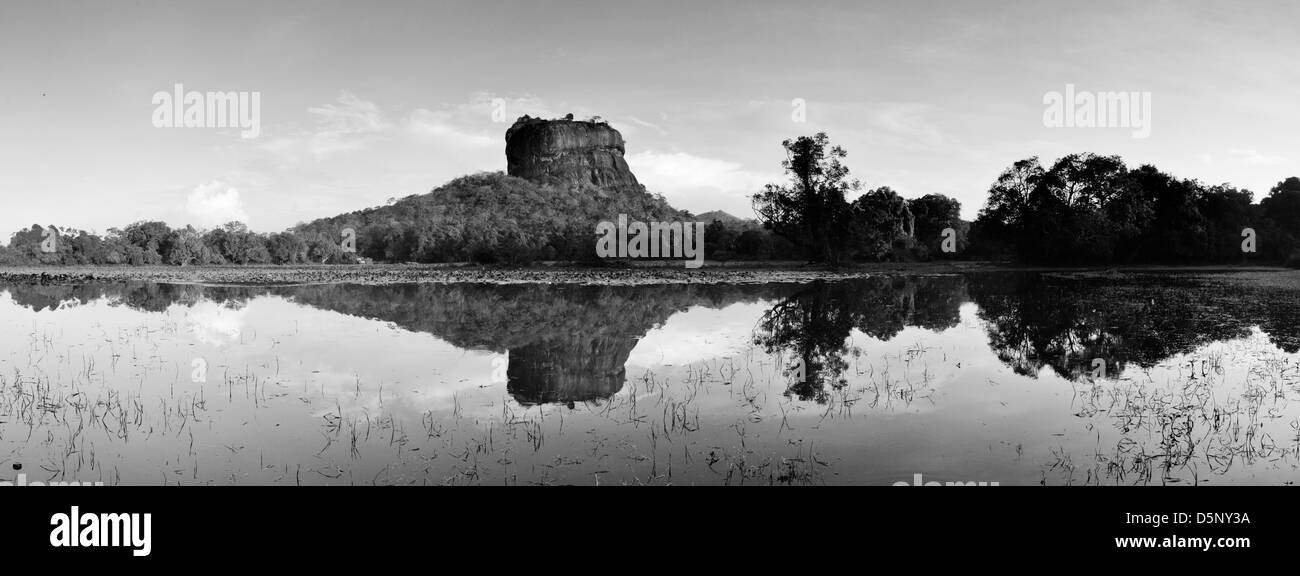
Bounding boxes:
505 116 641 189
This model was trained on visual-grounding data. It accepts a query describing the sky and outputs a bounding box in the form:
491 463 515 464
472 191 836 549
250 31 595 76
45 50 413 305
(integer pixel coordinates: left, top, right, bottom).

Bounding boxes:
1 0 1297 239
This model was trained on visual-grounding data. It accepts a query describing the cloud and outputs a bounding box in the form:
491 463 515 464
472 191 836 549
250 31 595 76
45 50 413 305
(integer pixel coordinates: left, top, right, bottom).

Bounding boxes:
1199 149 1288 166
1227 149 1287 165
621 115 668 136
405 108 497 148
254 91 576 172
186 180 249 228
406 92 560 146
628 151 773 194
626 150 776 217
863 103 962 152
304 91 393 159
308 91 392 134
258 91 394 164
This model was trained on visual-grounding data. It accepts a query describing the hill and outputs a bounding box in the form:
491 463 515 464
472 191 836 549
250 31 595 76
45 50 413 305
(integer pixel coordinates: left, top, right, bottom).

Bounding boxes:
294 171 684 263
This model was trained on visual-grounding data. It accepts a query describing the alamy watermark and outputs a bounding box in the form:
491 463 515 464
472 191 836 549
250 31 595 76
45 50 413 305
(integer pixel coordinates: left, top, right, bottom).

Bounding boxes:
50 506 151 557
1043 84 1150 138
152 83 261 138
2 474 105 486
595 215 705 268
894 473 999 486
941 227 957 253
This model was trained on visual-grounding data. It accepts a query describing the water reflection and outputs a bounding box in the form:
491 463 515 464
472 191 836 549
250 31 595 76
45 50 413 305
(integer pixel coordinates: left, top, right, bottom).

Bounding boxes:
5 273 1300 485
3 282 799 405
968 273 1300 379
5 274 1299 404
754 276 967 401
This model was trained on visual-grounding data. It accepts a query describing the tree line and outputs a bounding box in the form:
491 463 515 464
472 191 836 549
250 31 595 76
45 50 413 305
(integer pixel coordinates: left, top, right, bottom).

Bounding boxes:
0 221 356 266
751 132 1300 267
969 155 1300 265
3 132 1296 267
750 132 967 263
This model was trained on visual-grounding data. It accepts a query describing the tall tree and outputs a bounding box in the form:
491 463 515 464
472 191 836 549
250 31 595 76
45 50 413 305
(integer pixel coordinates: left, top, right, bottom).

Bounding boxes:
850 186 914 261
909 194 963 257
752 133 861 264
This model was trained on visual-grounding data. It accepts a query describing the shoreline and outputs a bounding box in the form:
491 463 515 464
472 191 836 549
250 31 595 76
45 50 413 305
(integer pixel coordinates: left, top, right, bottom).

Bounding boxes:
0 262 1292 286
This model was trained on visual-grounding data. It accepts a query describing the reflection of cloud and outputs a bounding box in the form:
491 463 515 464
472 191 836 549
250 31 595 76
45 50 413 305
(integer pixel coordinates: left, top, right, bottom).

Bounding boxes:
628 302 768 366
186 180 249 228
186 301 247 346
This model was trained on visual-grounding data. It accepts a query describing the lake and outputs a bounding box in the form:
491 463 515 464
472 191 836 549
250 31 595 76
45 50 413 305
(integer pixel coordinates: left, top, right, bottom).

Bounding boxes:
2 271 1298 485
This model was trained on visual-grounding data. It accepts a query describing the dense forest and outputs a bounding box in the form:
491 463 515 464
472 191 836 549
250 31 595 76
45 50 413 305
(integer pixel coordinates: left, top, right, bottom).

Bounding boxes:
751 133 1300 267
969 155 1300 265
2 133 1296 267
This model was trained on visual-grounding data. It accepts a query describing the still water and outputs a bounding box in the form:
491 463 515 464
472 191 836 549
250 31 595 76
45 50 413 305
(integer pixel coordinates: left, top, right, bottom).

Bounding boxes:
2 272 1298 485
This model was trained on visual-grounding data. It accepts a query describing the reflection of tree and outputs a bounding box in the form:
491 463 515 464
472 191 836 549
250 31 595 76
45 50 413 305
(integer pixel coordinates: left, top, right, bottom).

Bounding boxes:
753 276 967 402
755 282 856 402
965 273 1296 379
1 282 218 312
1256 290 1300 354
6 271 1300 399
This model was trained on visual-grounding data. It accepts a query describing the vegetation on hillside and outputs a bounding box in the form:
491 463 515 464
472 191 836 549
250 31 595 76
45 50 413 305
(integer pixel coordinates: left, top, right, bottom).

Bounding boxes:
2 134 1296 268
294 172 682 264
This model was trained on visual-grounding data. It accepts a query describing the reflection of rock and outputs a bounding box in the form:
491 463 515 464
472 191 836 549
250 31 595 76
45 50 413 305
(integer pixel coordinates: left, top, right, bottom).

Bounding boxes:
9 271 1300 397
277 283 787 405
507 335 638 406
505 116 640 189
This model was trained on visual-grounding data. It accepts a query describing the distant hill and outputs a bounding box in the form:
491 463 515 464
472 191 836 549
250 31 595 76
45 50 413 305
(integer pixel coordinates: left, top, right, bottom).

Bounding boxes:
294 172 684 263
695 210 754 225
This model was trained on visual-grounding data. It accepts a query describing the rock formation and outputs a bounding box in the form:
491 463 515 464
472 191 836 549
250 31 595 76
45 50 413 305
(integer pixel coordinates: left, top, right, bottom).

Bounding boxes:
505 115 641 189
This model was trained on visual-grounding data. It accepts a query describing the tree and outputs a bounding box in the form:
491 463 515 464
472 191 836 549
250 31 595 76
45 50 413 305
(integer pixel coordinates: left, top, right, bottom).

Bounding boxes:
1262 177 1300 228
752 133 861 264
703 220 737 260
1260 177 1300 263
850 186 914 261
267 232 309 264
909 194 963 258
122 221 174 263
166 226 217 266
68 230 108 264
734 229 769 259
204 222 270 264
972 157 1045 260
